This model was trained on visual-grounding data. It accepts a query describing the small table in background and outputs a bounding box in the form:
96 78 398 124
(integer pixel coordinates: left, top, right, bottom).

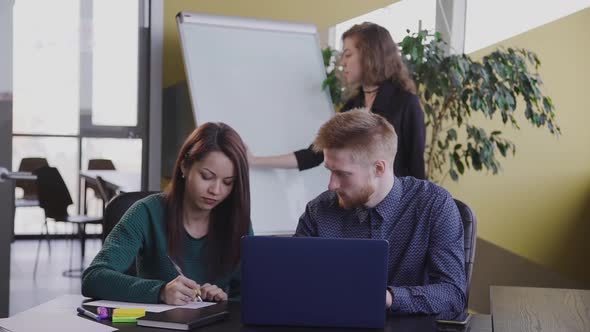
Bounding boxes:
79 170 141 214
490 285 590 332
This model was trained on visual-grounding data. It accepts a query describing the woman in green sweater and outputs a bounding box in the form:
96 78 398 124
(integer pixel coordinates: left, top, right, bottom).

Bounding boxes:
82 122 252 305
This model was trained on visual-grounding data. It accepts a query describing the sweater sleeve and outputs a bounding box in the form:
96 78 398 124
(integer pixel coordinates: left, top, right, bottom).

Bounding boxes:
81 201 166 303
293 144 324 171
403 94 426 179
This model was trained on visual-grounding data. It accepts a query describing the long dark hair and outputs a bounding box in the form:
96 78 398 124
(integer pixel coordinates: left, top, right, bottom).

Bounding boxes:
164 122 251 279
342 22 416 94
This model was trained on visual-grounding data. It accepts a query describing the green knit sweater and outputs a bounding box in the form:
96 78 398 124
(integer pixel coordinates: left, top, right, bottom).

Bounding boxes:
81 194 251 303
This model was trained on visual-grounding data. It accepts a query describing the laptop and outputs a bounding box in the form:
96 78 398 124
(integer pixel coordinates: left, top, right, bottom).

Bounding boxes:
241 236 389 328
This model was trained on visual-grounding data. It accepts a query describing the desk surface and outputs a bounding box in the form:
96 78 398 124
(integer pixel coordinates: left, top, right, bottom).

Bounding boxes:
490 285 590 332
2 295 491 332
80 170 141 193
82 302 491 332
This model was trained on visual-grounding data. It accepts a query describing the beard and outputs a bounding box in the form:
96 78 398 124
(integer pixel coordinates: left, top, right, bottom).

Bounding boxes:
336 182 375 209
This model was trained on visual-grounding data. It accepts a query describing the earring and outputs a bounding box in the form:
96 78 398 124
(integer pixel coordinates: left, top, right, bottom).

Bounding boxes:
181 173 185 179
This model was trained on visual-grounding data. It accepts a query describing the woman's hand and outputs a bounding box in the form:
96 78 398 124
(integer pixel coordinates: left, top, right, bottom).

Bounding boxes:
200 283 228 302
160 275 200 305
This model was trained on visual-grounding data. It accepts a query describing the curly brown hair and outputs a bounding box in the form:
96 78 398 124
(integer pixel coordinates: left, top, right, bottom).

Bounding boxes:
342 22 416 94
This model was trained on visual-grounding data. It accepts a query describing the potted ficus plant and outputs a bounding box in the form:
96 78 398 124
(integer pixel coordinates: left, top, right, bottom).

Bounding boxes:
322 29 560 183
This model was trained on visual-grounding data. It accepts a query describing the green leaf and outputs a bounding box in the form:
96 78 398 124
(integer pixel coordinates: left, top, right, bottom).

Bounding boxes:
456 159 465 174
497 142 507 157
447 129 458 141
469 146 482 171
322 47 331 67
451 151 465 175
543 96 553 113
470 94 480 110
450 169 459 181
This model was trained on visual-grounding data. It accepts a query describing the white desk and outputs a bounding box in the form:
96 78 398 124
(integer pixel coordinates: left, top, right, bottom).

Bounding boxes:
0 295 116 332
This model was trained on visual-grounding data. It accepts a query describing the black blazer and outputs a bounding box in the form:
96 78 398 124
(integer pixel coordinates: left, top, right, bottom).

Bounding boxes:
294 80 426 179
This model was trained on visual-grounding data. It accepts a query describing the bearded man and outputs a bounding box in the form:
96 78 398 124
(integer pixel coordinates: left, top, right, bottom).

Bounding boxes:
295 109 466 315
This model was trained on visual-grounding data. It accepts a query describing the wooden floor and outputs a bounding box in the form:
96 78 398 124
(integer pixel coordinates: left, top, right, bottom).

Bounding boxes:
9 239 102 316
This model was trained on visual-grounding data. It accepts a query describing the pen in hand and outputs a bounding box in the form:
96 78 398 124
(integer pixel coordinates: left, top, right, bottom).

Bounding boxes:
166 254 203 302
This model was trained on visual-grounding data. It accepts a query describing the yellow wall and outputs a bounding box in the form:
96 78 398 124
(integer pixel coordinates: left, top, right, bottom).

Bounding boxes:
444 8 590 284
161 1 590 284
163 0 397 87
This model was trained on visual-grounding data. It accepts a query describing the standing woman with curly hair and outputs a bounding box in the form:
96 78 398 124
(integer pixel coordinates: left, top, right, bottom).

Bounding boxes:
250 22 426 179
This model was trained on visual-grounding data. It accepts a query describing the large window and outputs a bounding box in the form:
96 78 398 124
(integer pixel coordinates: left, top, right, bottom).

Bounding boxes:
332 0 436 50
13 0 80 135
12 0 144 236
91 0 139 126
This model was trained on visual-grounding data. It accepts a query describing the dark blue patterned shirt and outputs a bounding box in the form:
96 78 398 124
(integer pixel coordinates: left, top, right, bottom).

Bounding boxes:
295 176 466 315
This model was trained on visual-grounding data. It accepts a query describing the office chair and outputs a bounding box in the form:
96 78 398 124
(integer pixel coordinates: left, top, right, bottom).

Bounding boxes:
454 198 477 307
95 176 117 215
102 191 159 276
11 157 49 242
88 159 116 171
85 158 116 214
14 157 49 206
33 166 103 278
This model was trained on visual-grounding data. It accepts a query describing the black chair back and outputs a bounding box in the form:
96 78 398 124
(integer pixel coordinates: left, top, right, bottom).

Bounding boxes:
16 157 49 200
454 198 477 304
103 191 158 242
88 159 116 170
103 191 159 276
33 166 73 219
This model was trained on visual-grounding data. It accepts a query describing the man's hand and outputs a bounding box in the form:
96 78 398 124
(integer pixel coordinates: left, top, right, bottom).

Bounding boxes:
200 283 228 302
386 289 393 309
160 275 200 305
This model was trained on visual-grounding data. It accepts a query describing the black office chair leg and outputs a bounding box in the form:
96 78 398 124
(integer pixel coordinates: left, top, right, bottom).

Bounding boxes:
62 223 86 278
67 227 74 273
63 223 76 278
41 217 51 256
33 217 52 278
33 218 48 279
33 238 41 279
79 223 86 268
44 219 51 257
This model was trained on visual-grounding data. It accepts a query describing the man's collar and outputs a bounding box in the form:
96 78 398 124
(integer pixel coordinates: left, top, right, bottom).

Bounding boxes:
373 176 402 220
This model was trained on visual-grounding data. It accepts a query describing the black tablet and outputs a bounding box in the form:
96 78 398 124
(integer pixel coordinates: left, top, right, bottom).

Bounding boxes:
436 312 472 325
